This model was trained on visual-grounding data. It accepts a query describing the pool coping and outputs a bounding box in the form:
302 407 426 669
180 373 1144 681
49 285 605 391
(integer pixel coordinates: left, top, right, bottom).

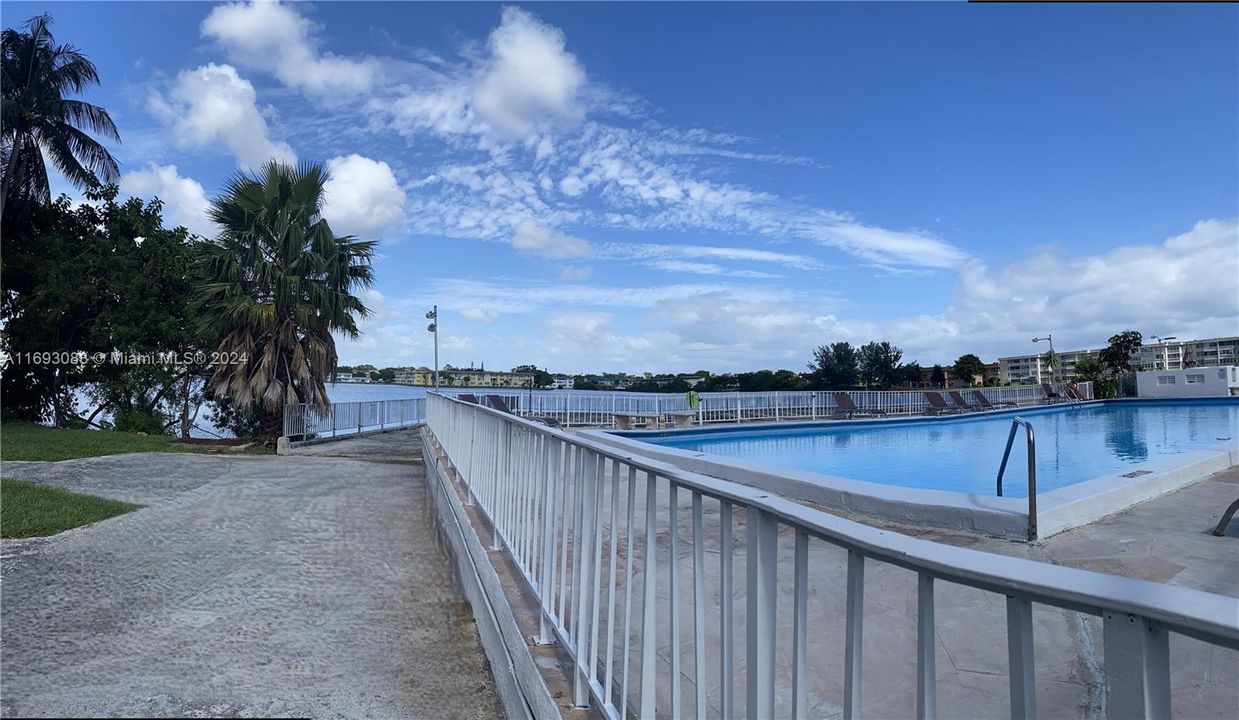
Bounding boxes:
582 401 1239 541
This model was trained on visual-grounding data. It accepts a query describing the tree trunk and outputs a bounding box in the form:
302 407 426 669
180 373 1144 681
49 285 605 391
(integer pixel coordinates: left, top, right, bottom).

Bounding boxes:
260 408 283 446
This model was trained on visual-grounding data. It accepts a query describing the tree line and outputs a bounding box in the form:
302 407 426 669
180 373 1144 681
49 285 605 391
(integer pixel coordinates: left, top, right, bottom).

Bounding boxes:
2 14 375 442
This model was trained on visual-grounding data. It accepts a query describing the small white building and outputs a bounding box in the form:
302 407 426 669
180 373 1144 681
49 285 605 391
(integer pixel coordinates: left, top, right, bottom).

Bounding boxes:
550 374 574 390
1136 366 1239 399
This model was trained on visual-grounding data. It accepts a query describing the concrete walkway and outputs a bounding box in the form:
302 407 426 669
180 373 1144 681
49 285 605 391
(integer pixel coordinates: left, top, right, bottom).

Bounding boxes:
0 431 499 719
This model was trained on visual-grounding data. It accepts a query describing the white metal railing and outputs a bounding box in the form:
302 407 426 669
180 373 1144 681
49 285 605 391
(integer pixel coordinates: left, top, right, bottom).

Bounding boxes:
424 392 1237 720
282 397 426 438
459 383 1092 428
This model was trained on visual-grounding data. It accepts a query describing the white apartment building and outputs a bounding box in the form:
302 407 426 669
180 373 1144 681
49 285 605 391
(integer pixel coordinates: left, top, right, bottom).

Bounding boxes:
998 335 1239 385
550 374 574 390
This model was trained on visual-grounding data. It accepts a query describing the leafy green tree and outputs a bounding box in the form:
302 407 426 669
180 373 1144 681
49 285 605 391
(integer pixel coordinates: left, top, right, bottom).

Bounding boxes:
378 367 397 383
512 364 553 388
930 364 946 388
809 341 859 389
1099 330 1142 374
1 14 120 224
1073 354 1104 383
898 361 923 387
858 341 903 389
0 186 203 427
198 161 375 441
951 354 986 388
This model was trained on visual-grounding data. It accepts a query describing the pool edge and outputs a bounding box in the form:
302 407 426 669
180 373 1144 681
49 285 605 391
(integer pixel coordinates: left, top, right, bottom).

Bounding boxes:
582 430 1239 542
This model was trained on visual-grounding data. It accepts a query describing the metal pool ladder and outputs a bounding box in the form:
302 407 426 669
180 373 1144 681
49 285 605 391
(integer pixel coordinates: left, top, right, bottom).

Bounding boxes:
997 417 1038 541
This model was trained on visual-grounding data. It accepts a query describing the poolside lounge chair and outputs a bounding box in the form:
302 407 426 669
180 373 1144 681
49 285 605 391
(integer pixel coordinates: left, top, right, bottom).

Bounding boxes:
484 395 516 414
1041 383 1066 404
458 393 479 404
832 392 887 419
972 390 1017 410
1213 497 1239 537
947 391 980 412
923 392 963 415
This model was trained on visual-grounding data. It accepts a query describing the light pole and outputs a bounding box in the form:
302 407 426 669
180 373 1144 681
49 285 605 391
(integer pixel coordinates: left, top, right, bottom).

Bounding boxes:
1151 335 1177 371
1032 335 1055 384
425 305 439 389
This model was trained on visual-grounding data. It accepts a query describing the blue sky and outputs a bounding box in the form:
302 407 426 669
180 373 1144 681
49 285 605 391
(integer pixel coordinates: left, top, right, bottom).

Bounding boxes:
14 1 1239 372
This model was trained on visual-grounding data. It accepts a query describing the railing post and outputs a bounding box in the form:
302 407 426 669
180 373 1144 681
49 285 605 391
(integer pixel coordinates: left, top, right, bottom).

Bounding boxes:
746 507 777 720
1006 596 1036 720
917 573 937 720
572 451 599 707
639 472 658 718
1103 612 1171 720
536 438 557 644
844 550 865 720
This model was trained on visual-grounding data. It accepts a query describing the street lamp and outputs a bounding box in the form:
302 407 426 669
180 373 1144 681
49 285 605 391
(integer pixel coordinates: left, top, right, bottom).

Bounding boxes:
1032 335 1055 384
1151 335 1177 371
425 305 439 389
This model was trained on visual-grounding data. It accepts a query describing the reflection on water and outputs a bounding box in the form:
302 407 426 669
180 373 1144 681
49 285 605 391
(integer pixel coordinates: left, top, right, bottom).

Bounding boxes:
1102 407 1149 462
653 402 1239 497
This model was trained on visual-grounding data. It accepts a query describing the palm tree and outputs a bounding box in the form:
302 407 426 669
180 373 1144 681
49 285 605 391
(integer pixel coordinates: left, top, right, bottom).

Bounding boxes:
1 13 120 222
198 161 376 440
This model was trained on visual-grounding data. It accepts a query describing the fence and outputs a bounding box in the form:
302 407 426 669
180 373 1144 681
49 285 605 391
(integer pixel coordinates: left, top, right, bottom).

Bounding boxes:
282 397 425 438
464 382 1093 427
424 392 1237 719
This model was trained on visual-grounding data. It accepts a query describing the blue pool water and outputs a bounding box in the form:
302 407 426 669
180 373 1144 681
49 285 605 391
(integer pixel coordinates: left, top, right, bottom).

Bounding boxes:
637 400 1239 497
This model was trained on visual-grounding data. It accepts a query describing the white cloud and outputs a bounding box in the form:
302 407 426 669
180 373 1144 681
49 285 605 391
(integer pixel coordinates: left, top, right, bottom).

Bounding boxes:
512 219 592 259
472 7 586 138
201 0 380 96
119 164 215 238
322 154 406 238
560 265 593 280
460 307 499 323
149 63 296 170
648 260 778 278
796 214 970 270
943 218 1239 358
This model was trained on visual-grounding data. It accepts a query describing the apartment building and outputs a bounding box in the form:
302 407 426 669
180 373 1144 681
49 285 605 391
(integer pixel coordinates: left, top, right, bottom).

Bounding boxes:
997 335 1239 384
393 366 534 388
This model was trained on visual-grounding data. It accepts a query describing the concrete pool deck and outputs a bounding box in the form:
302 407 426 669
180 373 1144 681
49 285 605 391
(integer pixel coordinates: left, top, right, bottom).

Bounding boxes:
611 465 1239 718
0 433 500 719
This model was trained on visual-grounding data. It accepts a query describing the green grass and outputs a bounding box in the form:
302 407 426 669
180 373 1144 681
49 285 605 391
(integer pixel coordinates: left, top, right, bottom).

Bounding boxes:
0 422 271 461
0 477 140 538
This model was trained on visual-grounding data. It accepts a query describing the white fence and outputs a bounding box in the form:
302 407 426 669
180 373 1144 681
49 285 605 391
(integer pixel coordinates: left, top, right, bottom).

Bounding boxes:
282 384 1094 436
424 392 1237 719
282 397 426 438
458 383 1092 427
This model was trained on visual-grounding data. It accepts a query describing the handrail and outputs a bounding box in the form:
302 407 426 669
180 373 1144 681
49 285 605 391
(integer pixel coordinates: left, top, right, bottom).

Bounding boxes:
426 394 1239 718
996 417 1038 540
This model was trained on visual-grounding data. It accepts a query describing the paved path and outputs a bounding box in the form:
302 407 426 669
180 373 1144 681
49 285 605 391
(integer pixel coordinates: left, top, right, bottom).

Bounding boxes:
1 432 499 719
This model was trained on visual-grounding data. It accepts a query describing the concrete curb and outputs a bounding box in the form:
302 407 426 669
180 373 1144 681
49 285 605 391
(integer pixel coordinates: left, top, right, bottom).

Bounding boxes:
277 423 424 455
418 428 561 720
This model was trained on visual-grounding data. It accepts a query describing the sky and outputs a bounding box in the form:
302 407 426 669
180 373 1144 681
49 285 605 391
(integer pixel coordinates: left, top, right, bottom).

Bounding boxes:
12 1 1239 373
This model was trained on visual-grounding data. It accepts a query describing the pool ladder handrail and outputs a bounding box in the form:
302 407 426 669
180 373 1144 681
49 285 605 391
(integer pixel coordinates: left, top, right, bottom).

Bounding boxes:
996 417 1038 541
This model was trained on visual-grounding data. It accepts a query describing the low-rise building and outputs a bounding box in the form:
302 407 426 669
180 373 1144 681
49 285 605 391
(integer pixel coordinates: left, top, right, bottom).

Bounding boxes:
1136 366 1239 398
998 335 1239 384
550 374 574 390
393 366 534 388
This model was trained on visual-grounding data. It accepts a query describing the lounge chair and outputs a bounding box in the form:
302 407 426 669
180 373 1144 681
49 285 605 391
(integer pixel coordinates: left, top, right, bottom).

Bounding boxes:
458 393 479 404
1213 497 1239 537
947 391 980 412
972 390 1017 410
1041 383 1066 404
923 392 963 415
484 395 516 414
832 392 887 419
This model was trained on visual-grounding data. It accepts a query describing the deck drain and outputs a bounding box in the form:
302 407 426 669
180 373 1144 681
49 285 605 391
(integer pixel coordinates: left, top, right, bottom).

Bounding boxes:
1120 470 1153 478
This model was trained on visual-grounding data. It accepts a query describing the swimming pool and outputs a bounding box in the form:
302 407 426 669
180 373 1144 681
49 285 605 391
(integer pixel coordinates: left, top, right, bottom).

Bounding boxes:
632 399 1239 497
